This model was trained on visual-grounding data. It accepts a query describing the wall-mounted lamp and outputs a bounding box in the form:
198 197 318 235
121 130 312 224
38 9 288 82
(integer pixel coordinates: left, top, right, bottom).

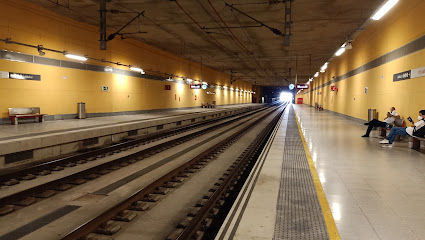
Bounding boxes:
37 45 45 56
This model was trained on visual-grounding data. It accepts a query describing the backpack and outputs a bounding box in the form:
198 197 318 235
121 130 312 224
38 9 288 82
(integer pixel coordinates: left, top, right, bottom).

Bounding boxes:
413 120 425 138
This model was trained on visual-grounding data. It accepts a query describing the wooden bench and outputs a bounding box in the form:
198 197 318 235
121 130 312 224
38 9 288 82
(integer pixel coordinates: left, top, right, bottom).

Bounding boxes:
380 118 405 138
412 136 425 150
8 107 46 125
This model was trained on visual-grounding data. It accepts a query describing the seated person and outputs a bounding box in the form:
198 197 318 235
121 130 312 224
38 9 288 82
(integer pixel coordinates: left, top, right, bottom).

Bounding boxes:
380 110 425 148
362 107 400 137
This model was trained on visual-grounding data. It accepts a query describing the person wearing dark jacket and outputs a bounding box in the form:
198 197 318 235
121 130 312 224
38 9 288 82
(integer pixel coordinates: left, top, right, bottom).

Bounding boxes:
362 107 400 137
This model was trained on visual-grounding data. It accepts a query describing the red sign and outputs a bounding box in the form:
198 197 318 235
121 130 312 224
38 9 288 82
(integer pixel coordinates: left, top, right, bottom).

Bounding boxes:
331 86 338 92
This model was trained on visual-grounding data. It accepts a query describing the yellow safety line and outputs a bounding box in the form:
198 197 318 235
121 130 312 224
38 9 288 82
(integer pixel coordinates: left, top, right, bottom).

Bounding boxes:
295 113 341 240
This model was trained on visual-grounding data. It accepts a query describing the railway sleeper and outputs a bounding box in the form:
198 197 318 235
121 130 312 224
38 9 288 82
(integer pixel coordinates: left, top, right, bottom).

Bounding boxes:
154 187 170 195
193 230 205 240
85 233 114 240
38 170 51 176
51 166 65 171
52 183 73 191
202 218 213 230
143 194 161 202
129 201 151 211
69 178 87 185
35 190 56 198
21 174 37 180
3 179 20 186
95 220 121 235
113 210 137 222
166 228 184 240
177 217 193 228
14 196 36 206
187 207 201 217
0 205 15 216
163 181 179 188
84 173 100 180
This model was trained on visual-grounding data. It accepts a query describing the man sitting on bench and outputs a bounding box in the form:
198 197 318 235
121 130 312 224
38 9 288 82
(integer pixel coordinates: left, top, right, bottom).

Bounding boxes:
362 107 400 137
380 110 425 148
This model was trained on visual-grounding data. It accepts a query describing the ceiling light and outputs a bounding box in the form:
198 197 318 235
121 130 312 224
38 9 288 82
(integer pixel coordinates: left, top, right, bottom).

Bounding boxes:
186 78 193 83
230 87 234 90
104 67 113 72
335 48 345 56
202 82 208 85
65 54 87 61
372 0 399 20
314 72 319 78
320 62 328 73
130 67 145 74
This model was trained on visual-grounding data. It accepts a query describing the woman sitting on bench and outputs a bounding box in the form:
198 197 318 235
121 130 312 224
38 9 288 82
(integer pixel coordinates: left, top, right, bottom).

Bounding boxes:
380 110 425 148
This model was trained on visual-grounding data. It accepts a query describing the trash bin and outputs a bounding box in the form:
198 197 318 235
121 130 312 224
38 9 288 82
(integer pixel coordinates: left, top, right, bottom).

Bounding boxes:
78 102 86 119
368 109 377 122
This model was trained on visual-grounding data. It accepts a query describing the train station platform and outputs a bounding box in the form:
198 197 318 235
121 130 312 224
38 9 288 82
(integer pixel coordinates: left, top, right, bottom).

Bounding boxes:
0 104 262 169
217 104 425 240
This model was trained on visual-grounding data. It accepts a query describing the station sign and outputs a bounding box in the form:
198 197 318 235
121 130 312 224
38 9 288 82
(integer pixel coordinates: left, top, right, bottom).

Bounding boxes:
201 84 207 90
393 66 425 82
296 84 309 89
9 72 41 81
190 84 201 89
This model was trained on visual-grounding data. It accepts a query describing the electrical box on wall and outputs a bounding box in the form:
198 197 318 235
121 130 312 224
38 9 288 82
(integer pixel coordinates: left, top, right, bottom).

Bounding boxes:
165 85 171 90
101 85 109 92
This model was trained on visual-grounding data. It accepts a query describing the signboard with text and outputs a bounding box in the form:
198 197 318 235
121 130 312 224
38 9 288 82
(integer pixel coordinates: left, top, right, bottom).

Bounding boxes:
190 84 201 89
393 66 425 82
296 84 309 90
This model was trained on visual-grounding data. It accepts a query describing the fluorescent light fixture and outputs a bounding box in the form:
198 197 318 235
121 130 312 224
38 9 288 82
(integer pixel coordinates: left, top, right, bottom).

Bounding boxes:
223 86 227 89
314 72 319 78
104 67 113 72
230 87 234 90
372 0 399 20
65 54 87 61
186 78 193 83
130 67 143 72
320 62 328 73
202 82 208 85
335 48 345 56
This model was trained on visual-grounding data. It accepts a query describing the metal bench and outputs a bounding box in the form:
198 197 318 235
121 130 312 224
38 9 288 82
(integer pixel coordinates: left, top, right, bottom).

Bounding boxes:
380 118 405 138
8 107 46 125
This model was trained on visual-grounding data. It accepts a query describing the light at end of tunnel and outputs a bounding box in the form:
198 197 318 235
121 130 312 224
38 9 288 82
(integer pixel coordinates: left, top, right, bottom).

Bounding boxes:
280 92 293 102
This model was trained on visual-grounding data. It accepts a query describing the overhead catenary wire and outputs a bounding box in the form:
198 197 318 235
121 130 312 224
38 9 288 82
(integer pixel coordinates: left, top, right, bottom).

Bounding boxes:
207 0 282 83
110 0 246 77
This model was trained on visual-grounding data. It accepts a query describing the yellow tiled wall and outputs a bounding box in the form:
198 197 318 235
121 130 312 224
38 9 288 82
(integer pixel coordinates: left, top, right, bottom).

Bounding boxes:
0 1 253 118
298 0 425 121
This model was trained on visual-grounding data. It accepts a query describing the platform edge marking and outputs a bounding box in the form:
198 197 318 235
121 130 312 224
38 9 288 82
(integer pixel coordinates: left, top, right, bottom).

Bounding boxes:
295 113 341 240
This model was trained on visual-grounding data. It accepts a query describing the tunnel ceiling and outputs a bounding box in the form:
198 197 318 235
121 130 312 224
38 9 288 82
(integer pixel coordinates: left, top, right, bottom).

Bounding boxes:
26 0 384 86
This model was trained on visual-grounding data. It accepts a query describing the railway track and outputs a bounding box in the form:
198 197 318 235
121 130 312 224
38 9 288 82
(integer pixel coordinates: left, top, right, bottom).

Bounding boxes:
57 103 287 240
0 106 269 216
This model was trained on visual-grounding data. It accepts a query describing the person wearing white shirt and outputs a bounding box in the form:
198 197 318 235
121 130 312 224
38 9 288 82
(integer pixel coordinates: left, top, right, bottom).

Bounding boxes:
380 110 425 147
362 107 400 137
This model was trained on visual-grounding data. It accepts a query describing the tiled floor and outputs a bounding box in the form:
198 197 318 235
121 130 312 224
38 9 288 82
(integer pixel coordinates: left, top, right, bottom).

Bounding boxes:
294 105 425 240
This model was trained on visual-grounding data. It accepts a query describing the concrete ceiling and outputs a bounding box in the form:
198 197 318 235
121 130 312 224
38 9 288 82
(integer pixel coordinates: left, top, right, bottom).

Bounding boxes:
26 0 384 86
